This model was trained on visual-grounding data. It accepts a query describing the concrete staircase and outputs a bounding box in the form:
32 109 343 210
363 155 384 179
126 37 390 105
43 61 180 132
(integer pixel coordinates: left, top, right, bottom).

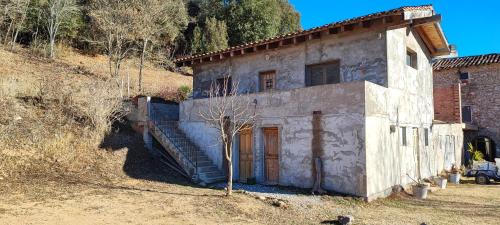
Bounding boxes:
148 104 225 184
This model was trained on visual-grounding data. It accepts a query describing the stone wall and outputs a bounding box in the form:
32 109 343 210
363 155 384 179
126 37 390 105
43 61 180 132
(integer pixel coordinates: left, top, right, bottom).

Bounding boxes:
191 28 388 98
180 82 367 196
434 63 500 157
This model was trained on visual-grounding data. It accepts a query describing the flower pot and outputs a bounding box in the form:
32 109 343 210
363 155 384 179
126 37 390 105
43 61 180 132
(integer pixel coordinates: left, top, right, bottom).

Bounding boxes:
413 184 429 200
449 173 461 184
436 177 447 189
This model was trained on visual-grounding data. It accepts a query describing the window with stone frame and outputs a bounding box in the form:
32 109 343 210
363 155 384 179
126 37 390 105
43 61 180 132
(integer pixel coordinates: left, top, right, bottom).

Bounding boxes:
305 60 341 86
259 71 276 92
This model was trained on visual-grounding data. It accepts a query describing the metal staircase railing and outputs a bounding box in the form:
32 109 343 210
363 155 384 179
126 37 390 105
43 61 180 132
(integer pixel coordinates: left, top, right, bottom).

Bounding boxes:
149 104 198 178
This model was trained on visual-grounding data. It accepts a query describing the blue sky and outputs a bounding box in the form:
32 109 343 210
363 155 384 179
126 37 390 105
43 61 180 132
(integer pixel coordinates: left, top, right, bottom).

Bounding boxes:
289 0 500 57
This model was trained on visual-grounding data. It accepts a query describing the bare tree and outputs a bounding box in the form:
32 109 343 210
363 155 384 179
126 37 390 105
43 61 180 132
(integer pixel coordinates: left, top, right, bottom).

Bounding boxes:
199 77 258 196
43 0 78 59
134 0 187 93
2 0 29 48
89 0 137 80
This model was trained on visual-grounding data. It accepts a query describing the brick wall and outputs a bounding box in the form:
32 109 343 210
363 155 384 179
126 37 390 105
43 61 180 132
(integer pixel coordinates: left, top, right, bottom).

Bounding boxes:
433 84 461 123
434 63 500 156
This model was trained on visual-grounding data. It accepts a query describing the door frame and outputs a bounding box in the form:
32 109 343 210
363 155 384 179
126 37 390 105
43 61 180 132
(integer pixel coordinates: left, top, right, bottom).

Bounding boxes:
262 127 281 185
238 126 254 182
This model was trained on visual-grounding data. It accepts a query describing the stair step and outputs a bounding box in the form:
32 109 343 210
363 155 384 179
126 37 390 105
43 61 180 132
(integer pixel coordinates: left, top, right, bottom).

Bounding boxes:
199 170 224 178
197 165 219 172
202 176 226 184
195 160 213 167
149 114 224 185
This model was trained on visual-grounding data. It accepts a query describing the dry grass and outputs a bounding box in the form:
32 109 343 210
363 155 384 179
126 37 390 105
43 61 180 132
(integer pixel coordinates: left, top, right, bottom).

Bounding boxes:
0 45 191 181
58 47 192 97
0 177 498 225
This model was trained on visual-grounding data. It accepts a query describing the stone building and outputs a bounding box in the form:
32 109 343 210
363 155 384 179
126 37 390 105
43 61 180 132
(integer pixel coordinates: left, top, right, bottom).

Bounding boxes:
433 54 500 162
162 5 464 201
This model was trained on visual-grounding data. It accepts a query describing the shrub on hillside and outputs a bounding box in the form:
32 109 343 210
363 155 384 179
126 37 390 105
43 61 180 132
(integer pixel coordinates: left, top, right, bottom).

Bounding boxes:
0 75 126 180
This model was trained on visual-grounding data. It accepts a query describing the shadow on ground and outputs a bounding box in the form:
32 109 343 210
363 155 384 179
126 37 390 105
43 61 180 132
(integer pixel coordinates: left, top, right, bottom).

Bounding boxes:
99 120 192 186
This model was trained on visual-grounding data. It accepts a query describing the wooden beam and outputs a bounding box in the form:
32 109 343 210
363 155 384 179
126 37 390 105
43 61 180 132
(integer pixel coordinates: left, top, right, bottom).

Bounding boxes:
416 26 436 55
412 14 441 28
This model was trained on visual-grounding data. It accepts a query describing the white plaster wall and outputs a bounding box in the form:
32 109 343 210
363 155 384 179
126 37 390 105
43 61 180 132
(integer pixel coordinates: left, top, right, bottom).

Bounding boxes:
192 28 388 98
180 82 367 196
364 25 444 199
431 123 464 173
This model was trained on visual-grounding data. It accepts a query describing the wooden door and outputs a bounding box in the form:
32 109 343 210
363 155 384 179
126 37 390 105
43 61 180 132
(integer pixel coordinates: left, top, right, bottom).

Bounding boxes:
264 128 279 184
239 128 253 182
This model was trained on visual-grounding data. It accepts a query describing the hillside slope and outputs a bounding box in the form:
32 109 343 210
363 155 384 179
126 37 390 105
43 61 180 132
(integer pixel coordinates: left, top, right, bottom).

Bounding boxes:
0 46 190 182
0 47 192 98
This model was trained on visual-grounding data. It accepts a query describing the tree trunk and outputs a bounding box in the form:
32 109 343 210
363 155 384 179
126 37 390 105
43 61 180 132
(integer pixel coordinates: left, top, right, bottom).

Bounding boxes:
11 27 19 50
108 33 113 77
225 142 233 196
4 20 13 45
49 37 55 59
138 39 148 93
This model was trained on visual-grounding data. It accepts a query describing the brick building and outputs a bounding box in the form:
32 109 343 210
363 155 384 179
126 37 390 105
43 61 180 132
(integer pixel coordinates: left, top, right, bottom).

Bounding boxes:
433 53 500 162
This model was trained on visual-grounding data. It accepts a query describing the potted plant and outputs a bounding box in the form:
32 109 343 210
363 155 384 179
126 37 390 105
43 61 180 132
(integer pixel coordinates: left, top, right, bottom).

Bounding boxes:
407 174 429 199
467 143 485 166
434 172 447 189
449 163 461 184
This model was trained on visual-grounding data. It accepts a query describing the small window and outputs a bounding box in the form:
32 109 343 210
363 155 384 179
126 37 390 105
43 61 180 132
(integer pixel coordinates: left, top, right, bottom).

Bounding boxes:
401 127 407 146
216 77 232 96
259 71 276 92
462 106 472 123
406 49 417 69
306 61 341 86
424 128 429 146
460 72 469 82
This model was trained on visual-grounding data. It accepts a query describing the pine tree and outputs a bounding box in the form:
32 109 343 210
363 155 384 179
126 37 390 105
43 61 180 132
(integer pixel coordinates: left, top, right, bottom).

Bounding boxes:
204 17 228 52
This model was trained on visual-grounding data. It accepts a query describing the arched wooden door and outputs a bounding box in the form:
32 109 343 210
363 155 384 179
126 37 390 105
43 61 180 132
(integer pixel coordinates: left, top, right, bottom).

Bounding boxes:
264 127 279 184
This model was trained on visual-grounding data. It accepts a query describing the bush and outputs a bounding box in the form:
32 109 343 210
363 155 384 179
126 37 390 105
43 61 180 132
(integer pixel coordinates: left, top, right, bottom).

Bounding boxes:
177 85 192 100
156 85 192 102
0 74 125 180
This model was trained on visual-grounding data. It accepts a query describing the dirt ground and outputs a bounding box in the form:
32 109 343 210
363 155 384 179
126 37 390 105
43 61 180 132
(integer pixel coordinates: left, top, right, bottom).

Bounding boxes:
0 177 498 225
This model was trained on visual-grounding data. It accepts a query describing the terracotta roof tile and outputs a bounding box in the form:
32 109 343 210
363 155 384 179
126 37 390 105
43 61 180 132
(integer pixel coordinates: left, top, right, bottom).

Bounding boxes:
433 54 500 70
175 5 434 64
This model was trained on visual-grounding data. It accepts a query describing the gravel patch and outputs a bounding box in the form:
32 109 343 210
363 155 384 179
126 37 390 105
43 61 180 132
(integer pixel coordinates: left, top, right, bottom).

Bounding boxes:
213 182 323 208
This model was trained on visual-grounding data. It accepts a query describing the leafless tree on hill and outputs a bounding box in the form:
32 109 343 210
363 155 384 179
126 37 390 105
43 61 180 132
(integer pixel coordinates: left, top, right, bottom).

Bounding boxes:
88 0 137 81
43 0 79 59
2 0 29 49
134 0 187 93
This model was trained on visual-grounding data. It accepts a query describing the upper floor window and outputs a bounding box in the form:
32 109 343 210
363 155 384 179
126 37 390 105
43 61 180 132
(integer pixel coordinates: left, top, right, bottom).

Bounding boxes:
305 60 341 87
462 106 472 123
259 71 276 92
216 77 232 96
459 72 469 83
406 48 417 69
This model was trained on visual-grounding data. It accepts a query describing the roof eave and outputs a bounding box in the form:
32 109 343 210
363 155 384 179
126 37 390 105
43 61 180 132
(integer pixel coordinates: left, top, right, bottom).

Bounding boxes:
413 15 450 57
